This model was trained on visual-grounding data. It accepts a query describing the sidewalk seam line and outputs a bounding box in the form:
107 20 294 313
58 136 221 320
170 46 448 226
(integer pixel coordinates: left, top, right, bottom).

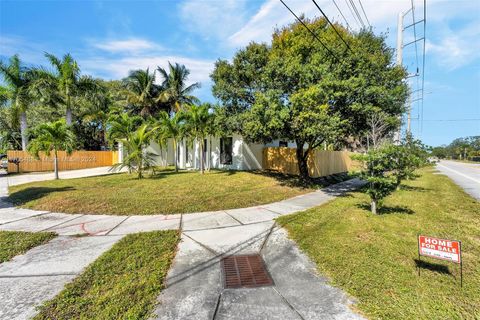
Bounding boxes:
272 287 306 320
104 216 130 236
40 214 86 232
223 211 244 225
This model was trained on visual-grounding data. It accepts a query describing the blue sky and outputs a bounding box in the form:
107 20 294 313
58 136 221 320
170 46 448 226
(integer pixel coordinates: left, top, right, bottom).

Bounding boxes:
1 0 479 146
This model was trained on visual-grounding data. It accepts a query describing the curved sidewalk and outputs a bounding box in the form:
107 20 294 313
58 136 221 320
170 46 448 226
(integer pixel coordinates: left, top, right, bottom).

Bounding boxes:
0 168 364 236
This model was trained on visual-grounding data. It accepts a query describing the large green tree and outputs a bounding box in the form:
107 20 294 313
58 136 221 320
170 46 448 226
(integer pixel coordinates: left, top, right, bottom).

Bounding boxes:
211 17 408 179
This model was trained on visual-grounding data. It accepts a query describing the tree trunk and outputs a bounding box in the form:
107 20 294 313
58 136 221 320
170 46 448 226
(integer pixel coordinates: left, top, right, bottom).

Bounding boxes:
20 111 28 151
208 137 212 171
54 150 59 180
66 108 72 126
200 139 205 174
174 139 178 173
371 199 377 215
295 143 310 181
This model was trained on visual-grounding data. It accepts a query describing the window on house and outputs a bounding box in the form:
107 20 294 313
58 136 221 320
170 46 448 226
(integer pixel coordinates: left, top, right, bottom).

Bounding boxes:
279 140 288 147
220 137 233 165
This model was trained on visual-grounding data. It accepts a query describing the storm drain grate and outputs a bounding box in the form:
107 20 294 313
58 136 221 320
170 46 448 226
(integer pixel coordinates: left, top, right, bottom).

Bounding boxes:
221 254 273 288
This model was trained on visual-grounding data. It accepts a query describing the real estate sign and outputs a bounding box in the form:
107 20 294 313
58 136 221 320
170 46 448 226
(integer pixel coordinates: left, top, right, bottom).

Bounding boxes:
418 235 461 264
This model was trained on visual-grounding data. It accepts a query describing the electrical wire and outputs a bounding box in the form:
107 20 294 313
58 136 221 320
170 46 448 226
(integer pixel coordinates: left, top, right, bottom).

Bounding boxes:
279 0 340 61
331 0 351 30
357 0 371 28
311 0 352 51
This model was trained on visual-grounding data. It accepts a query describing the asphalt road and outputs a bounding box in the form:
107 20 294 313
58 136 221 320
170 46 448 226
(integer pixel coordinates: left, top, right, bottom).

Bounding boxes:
436 160 480 201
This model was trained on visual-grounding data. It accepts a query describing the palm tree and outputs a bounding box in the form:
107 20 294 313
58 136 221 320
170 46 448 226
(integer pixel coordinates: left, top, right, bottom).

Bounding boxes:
0 55 34 150
112 124 157 179
36 53 98 125
157 62 200 113
27 119 75 179
185 103 211 173
156 111 185 172
106 112 143 145
122 68 163 117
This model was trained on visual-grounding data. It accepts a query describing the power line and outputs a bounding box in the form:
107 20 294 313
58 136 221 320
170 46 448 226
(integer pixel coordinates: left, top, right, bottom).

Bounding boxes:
348 0 365 28
420 119 480 122
331 0 352 30
279 0 340 61
357 0 371 28
311 0 352 51
344 0 362 28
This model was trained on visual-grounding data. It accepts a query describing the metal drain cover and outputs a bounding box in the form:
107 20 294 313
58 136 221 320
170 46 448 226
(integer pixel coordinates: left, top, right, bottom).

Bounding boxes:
221 254 273 288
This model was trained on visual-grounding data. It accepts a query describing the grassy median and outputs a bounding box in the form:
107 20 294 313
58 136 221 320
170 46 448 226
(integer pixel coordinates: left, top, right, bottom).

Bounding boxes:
8 170 315 215
278 168 480 319
0 231 56 263
34 230 179 320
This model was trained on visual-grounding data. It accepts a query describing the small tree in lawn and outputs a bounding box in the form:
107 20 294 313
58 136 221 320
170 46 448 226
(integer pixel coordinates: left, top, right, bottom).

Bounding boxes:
354 145 398 214
112 124 157 179
28 119 75 180
390 134 428 189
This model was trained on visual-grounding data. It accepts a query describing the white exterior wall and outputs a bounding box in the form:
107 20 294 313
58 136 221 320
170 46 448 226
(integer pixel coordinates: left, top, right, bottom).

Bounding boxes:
265 139 297 148
146 134 264 171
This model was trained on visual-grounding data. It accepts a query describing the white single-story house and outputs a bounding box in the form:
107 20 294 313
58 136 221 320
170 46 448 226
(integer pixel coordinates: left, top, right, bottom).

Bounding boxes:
145 135 297 171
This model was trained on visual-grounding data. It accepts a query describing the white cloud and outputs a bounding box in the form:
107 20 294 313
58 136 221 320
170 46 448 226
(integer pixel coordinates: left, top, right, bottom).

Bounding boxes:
228 0 314 47
81 55 214 86
91 38 161 53
179 0 248 39
426 22 480 70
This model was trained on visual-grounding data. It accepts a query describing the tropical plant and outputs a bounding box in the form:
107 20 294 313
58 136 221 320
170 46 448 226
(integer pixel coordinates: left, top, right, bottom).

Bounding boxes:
0 54 35 150
106 112 143 145
27 119 76 179
157 62 200 113
155 111 185 172
184 103 211 173
32 53 98 126
111 124 157 179
122 68 163 117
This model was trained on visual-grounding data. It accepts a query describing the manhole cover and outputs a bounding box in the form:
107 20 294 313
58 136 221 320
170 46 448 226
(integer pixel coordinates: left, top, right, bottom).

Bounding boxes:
221 254 273 288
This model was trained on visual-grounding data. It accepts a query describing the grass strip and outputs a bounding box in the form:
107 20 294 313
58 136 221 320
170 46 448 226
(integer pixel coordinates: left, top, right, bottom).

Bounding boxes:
34 230 180 320
278 168 480 319
0 230 56 263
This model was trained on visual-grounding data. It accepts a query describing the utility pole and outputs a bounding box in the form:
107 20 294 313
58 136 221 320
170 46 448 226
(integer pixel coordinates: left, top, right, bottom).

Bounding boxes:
394 12 404 143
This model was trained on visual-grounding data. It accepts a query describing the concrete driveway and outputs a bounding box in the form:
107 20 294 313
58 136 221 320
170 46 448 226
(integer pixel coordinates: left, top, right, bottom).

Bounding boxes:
436 160 480 200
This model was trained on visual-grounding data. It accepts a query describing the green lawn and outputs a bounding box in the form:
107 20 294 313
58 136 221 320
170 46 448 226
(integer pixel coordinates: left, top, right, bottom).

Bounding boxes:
0 231 56 263
8 170 317 215
34 230 179 320
277 168 480 319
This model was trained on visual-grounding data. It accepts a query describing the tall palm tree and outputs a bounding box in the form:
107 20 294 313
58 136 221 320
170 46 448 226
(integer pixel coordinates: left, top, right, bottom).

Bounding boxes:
185 103 211 173
122 68 163 117
157 62 200 113
27 119 75 179
156 111 185 172
35 53 98 125
0 55 34 150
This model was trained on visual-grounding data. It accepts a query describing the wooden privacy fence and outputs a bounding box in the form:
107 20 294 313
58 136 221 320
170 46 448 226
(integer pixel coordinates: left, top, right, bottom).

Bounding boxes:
263 147 355 177
7 150 119 173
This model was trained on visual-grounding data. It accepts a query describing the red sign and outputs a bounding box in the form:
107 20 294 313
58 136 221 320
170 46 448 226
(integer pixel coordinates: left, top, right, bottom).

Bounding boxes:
418 235 461 264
